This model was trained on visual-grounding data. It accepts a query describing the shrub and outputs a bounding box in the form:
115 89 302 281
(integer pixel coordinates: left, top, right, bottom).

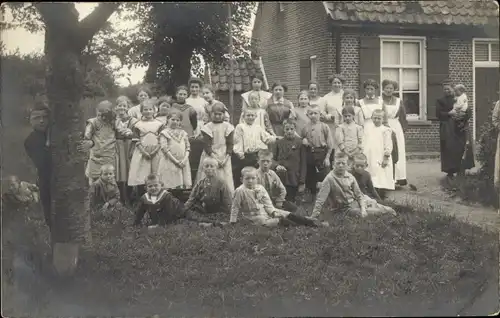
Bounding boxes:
449 101 499 208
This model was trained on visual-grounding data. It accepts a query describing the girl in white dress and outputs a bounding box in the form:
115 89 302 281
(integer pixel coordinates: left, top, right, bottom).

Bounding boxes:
128 99 164 196
241 75 273 110
364 109 395 198
358 79 384 129
195 103 235 195
381 79 408 186
158 110 192 189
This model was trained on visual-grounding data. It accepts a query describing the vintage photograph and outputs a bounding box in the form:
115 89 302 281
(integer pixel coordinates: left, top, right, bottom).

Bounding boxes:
1 1 499 316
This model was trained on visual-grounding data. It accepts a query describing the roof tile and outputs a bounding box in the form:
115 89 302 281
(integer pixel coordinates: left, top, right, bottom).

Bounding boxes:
324 0 499 26
210 58 266 92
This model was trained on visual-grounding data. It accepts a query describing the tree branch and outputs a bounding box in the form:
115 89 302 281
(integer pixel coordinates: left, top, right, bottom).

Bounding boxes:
35 3 79 32
77 3 120 51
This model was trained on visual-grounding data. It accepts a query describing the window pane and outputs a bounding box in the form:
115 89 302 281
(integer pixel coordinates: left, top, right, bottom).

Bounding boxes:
403 42 420 65
310 58 317 80
475 43 489 61
402 69 420 90
382 41 400 65
403 93 420 116
491 43 499 62
381 68 399 84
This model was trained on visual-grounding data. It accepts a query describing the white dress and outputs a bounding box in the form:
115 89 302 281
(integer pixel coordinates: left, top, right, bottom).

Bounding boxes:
195 122 235 195
384 98 407 182
157 128 192 189
128 119 164 186
364 125 395 190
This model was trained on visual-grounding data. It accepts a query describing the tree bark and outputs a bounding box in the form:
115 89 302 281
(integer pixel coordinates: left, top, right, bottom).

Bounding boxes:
169 38 193 93
36 3 118 276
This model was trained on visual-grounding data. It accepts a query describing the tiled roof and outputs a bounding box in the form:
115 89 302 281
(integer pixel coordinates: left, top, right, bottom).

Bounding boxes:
323 1 499 26
210 58 268 92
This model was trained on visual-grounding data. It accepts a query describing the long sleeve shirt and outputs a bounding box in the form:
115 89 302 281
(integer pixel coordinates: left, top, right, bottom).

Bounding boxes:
233 123 276 157
300 122 334 150
134 190 184 226
24 129 51 183
336 122 363 154
256 169 287 205
311 171 365 218
271 136 307 186
88 179 120 210
230 184 276 224
351 170 382 201
184 176 232 214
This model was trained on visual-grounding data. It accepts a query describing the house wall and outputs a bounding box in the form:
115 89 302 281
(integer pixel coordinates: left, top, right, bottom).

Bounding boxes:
252 3 475 153
217 91 243 125
252 2 334 99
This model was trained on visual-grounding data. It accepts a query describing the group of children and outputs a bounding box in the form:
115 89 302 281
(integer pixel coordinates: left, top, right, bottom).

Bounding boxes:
80 76 401 229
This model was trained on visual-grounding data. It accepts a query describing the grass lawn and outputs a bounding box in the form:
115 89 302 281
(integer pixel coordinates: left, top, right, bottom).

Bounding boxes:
3 199 497 317
441 172 499 209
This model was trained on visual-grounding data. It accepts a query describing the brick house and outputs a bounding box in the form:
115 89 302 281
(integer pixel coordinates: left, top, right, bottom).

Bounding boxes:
208 58 270 124
251 1 499 153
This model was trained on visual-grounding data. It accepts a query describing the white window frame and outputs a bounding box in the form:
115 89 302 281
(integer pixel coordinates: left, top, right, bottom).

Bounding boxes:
472 38 499 141
473 38 500 68
379 35 427 121
279 2 285 12
310 55 317 81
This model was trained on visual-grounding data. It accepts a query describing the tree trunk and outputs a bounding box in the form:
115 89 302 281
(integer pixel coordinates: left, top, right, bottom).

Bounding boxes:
45 27 90 276
169 39 194 93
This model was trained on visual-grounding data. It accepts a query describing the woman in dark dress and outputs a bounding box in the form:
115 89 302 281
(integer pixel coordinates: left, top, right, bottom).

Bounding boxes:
436 80 474 181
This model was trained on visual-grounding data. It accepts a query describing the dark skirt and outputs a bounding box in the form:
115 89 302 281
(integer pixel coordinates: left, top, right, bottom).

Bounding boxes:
189 137 205 184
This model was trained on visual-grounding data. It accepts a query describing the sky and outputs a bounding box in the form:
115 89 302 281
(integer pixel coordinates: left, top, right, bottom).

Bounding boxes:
2 3 256 87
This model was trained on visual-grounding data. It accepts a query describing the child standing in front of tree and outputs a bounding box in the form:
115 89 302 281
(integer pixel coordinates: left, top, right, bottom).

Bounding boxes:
81 100 133 186
196 103 235 194
157 109 192 190
336 105 363 168
114 96 138 205
363 109 394 199
300 105 334 203
128 99 164 198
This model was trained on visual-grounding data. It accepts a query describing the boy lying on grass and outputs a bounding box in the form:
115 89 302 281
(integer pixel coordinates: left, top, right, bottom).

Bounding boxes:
184 157 232 227
229 166 319 227
89 165 122 219
133 174 184 229
350 154 396 215
310 152 396 221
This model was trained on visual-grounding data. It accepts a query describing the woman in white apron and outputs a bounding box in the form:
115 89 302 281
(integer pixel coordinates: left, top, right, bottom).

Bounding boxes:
319 74 345 162
381 79 408 186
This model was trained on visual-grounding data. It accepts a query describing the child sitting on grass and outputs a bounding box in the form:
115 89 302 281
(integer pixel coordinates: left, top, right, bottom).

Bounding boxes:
88 164 122 217
311 152 367 220
230 167 318 227
3 175 39 206
184 157 232 227
351 154 396 215
133 174 185 228
256 149 298 212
